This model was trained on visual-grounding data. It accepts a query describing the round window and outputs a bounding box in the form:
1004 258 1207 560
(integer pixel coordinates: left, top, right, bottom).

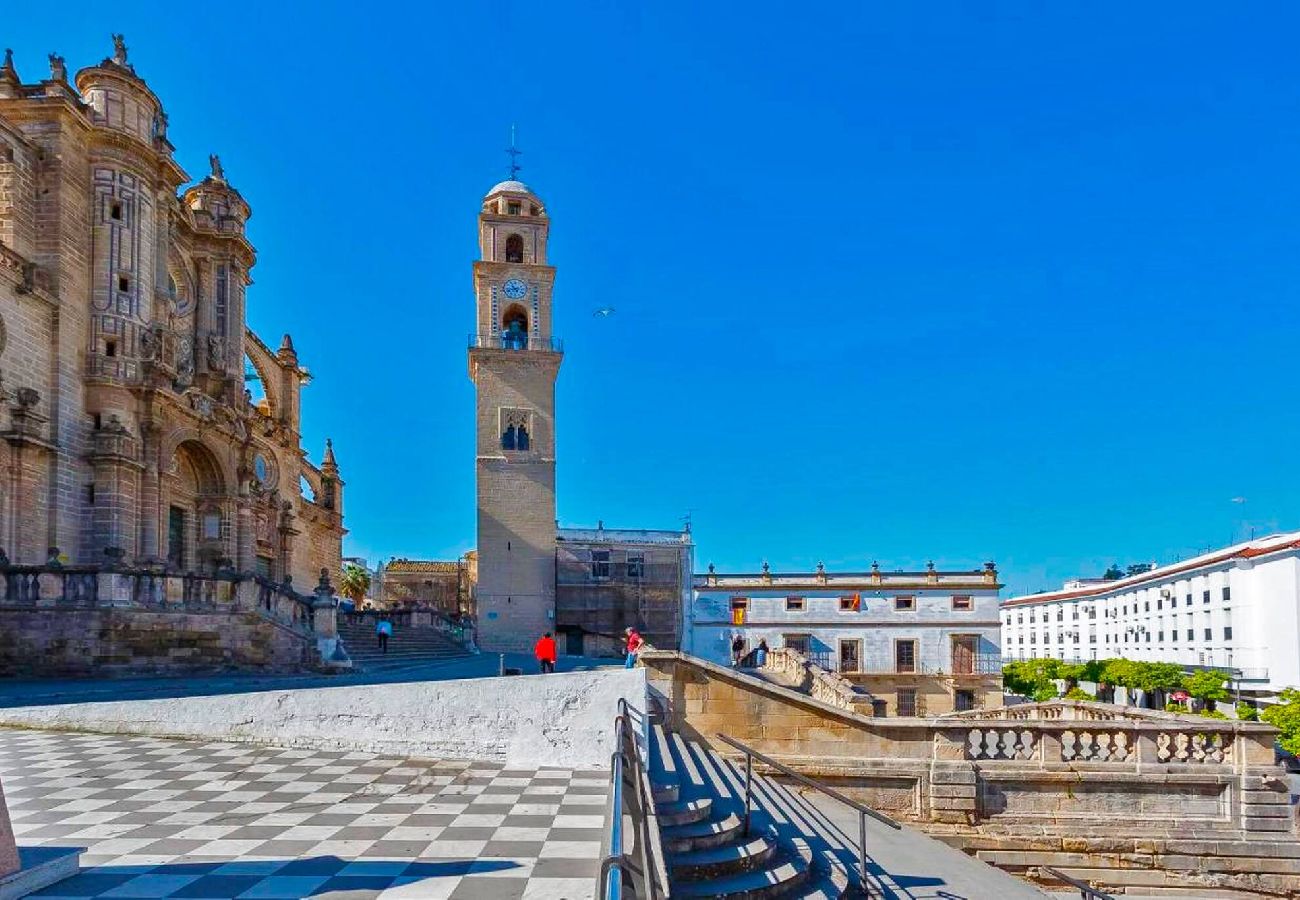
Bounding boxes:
254 454 269 485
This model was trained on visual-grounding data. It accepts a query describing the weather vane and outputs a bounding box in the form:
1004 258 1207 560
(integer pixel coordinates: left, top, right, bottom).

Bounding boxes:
506 124 522 180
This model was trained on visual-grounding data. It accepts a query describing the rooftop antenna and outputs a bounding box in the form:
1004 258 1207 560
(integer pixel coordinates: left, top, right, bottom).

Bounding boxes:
506 124 523 180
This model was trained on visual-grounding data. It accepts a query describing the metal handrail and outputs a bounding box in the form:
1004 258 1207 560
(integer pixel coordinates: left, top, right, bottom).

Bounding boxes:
715 732 900 890
1042 866 1116 899
600 699 664 900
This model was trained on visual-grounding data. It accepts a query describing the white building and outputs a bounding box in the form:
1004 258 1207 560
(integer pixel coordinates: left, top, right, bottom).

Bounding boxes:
686 562 1004 715
1001 532 1300 697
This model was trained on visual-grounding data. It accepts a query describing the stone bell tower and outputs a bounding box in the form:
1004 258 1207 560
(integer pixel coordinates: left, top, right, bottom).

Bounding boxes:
469 177 561 652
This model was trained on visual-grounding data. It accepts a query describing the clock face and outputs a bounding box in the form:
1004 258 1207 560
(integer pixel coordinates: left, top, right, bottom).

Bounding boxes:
503 278 527 300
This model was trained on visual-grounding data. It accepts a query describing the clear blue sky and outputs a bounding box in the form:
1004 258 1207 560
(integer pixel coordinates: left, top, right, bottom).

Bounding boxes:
10 3 1300 596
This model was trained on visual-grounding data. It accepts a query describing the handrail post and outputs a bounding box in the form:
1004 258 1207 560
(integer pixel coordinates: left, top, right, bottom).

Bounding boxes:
858 809 868 889
743 751 753 837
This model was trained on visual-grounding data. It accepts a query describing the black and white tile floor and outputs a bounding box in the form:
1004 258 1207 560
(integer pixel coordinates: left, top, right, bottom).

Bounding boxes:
0 729 606 899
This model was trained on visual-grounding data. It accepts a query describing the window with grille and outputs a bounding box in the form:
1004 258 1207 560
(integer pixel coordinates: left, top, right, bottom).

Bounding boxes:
896 688 917 717
591 550 610 579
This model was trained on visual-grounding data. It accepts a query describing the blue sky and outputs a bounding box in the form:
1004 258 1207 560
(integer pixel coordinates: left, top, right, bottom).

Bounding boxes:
10 3 1300 596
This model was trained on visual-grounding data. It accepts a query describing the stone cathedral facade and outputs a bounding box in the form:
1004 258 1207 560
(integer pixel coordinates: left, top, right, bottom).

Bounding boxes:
0 39 344 585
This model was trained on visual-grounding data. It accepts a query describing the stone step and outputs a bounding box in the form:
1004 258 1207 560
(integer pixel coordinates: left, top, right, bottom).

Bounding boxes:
653 782 681 805
671 847 812 900
659 797 715 827
670 832 778 880
664 812 746 853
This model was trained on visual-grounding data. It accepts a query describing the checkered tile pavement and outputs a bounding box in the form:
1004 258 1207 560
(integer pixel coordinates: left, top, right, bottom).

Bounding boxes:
0 729 608 899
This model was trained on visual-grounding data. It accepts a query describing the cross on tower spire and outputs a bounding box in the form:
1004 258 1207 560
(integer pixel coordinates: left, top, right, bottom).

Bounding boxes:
505 124 522 180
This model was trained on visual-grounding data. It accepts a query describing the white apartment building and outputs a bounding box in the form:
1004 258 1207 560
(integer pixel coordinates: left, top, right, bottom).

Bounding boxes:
1001 532 1300 697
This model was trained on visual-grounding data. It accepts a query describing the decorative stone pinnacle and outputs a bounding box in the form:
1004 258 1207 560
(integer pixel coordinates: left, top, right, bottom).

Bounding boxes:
707 562 715 574
47 53 65 83
316 567 333 594
111 33 128 67
278 333 296 355
208 153 225 182
1 49 16 80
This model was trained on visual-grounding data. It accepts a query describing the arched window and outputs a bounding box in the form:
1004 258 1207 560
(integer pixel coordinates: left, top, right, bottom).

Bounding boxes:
502 307 528 349
517 425 530 450
505 234 524 263
501 425 517 451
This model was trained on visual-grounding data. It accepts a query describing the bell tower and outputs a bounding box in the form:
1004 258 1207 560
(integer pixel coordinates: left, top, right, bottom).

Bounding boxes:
469 177 561 652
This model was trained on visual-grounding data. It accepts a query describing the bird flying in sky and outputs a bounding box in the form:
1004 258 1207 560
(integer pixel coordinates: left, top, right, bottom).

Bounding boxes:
593 307 615 317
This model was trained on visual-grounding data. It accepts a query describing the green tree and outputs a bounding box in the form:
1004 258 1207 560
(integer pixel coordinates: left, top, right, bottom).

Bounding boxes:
1262 689 1300 754
1134 662 1186 694
338 563 371 605
1057 663 1085 689
1100 658 1138 688
1183 670 1230 710
1103 564 1125 580
1235 702 1259 722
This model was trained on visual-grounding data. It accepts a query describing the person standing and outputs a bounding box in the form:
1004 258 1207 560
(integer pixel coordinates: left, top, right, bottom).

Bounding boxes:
756 638 769 668
534 631 558 674
376 615 393 654
624 627 644 669
731 634 745 667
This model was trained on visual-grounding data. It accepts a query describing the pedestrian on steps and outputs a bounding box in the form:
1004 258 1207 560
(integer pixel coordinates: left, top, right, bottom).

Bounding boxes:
624 627 644 669
376 615 393 654
534 632 558 674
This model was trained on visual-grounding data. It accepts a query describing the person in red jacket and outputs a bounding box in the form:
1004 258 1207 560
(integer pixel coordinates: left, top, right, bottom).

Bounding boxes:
534 632 558 674
624 627 644 669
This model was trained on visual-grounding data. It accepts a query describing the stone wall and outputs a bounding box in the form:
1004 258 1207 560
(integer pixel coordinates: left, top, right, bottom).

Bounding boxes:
0 566 346 674
0 667 646 770
0 606 313 674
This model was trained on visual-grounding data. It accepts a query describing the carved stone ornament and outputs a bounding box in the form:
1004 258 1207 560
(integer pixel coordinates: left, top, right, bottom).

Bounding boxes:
206 334 226 370
14 387 39 409
139 326 158 360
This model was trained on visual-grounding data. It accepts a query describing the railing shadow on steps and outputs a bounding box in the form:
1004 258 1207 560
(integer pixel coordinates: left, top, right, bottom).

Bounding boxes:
714 733 901 893
601 698 670 900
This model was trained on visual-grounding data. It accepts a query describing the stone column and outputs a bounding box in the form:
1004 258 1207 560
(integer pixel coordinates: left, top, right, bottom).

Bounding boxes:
235 499 253 573
137 425 161 562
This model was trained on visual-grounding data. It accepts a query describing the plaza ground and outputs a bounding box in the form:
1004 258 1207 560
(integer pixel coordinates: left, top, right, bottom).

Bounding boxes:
1 728 605 899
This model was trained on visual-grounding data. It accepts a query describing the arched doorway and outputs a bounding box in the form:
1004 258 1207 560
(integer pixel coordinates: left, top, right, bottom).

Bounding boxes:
166 440 226 572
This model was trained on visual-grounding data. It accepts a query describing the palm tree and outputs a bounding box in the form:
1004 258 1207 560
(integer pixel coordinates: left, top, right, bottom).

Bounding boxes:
339 563 371 605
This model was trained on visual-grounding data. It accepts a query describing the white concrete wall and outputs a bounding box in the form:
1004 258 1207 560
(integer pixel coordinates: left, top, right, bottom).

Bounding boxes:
0 668 645 770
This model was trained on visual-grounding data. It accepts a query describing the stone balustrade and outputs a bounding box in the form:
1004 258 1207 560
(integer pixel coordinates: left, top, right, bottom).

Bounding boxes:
0 555 349 673
762 646 877 715
641 650 1289 843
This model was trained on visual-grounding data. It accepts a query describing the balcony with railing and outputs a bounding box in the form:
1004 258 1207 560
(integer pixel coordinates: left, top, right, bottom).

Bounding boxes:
468 332 563 352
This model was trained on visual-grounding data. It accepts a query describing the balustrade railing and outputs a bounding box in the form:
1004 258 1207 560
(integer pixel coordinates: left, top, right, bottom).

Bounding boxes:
0 562 320 635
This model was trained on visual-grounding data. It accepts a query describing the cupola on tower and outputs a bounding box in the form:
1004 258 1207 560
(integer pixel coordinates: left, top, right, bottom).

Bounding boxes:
469 178 562 652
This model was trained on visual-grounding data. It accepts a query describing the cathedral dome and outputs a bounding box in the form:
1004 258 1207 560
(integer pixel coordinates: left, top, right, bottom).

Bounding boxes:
485 180 535 198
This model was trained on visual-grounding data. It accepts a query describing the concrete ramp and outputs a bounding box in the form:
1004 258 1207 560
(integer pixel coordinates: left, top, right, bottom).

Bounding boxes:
0 667 643 770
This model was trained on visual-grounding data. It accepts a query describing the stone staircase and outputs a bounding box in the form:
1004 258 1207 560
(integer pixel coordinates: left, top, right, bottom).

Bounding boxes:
336 619 472 671
648 702 837 899
645 692 1052 900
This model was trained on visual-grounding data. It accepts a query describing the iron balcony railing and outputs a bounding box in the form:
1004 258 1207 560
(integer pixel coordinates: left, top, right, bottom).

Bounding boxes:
791 652 1002 676
715 733 900 891
468 332 563 352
